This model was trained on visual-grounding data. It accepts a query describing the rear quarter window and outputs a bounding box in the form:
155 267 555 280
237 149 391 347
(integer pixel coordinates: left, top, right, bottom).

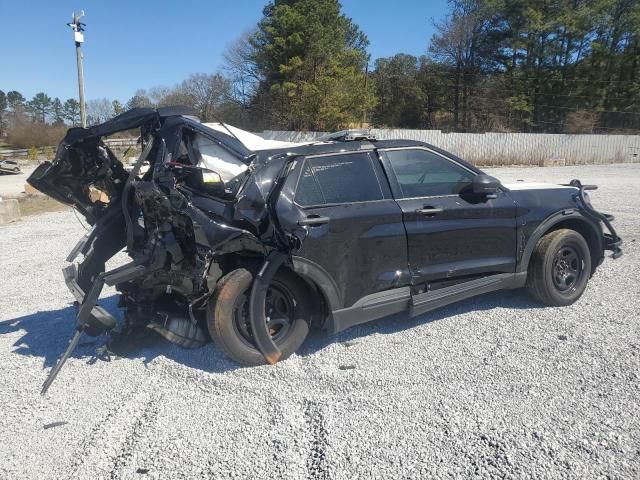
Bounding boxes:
295 153 383 206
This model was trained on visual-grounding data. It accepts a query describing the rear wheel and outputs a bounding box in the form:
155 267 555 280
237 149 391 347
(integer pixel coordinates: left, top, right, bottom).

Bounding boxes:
207 268 311 365
527 229 591 306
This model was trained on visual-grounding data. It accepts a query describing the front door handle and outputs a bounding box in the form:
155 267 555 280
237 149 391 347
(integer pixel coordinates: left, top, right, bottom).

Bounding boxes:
415 207 443 216
298 215 330 226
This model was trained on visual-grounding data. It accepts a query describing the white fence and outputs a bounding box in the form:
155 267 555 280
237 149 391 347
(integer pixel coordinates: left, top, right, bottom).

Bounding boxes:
262 130 640 166
3 130 638 167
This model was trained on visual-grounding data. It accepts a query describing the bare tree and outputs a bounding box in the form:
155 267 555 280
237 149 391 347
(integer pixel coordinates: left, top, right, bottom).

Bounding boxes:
148 85 194 109
429 0 491 130
223 29 261 109
125 89 153 110
179 73 232 122
86 98 114 126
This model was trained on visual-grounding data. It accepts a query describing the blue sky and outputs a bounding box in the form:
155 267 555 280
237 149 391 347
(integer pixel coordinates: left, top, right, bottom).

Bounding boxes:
1 1 448 103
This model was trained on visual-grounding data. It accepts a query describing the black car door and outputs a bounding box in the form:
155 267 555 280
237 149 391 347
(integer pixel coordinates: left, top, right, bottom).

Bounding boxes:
378 147 518 287
275 150 408 308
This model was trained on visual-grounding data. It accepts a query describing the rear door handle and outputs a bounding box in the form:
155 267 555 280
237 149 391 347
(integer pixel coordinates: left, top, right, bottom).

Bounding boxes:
415 207 443 216
298 215 330 226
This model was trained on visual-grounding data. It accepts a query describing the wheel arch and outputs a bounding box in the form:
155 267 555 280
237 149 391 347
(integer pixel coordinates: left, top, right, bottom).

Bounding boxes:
519 213 603 274
290 256 342 329
213 253 340 330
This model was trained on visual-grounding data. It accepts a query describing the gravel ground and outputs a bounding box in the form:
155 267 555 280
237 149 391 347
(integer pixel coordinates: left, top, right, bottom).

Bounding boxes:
0 163 638 479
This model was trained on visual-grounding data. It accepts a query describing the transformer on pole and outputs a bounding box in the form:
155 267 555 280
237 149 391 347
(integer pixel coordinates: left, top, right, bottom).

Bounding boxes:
67 11 87 128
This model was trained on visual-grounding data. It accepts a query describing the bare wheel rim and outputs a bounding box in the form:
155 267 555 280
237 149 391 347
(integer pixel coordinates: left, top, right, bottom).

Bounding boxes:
232 283 296 347
552 245 583 292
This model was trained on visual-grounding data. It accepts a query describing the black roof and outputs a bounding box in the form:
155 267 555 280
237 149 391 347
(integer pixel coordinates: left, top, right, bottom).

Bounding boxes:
250 138 420 157
249 138 482 175
59 107 481 175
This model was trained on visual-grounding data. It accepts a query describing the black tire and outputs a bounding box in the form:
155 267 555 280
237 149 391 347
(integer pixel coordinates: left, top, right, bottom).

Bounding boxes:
526 229 592 306
207 268 311 365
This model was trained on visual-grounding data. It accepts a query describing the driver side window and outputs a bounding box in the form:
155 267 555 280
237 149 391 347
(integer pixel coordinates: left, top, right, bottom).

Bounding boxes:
384 149 475 198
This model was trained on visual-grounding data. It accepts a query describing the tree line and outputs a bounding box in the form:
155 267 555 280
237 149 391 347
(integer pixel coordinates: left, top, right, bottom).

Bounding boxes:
2 0 639 148
398 0 640 133
0 91 83 148
0 91 80 129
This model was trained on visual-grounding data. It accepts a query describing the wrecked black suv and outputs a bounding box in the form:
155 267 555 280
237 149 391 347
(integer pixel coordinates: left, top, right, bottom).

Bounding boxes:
29 107 622 389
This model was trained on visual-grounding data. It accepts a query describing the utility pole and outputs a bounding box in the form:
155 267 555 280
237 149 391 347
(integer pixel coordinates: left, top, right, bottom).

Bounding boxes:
67 11 87 128
362 62 369 128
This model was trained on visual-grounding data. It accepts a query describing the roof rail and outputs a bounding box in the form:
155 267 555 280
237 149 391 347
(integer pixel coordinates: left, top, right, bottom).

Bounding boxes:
314 129 376 143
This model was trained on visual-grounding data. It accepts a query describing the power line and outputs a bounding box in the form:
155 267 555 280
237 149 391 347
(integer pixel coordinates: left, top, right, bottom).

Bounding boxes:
530 119 639 131
419 81 637 102
440 104 640 132
455 93 640 116
411 70 640 84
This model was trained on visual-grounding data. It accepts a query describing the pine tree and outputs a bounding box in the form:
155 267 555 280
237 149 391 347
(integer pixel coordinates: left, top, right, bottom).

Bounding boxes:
51 98 64 125
249 0 375 130
63 98 80 126
28 93 53 123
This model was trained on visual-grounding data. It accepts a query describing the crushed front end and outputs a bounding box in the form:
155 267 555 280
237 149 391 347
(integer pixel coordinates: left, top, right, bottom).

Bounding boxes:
29 107 299 393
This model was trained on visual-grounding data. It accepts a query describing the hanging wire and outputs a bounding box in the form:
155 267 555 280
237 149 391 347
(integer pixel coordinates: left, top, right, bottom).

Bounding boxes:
72 206 89 231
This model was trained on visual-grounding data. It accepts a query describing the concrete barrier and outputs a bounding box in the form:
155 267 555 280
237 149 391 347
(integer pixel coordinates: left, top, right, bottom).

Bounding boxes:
0 198 21 225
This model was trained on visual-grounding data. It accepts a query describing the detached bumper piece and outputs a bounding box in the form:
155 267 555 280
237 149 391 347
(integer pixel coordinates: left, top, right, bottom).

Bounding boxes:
63 263 129 336
604 233 623 259
62 264 118 334
42 267 114 395
569 179 623 259
42 256 149 395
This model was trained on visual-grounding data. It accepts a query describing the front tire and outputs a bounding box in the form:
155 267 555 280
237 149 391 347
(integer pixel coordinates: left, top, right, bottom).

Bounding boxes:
207 268 311 365
527 229 591 306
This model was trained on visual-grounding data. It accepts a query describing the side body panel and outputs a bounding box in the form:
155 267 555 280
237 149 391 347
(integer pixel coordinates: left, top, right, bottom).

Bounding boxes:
292 201 408 307
395 191 518 283
378 148 518 285
275 154 409 309
506 187 605 271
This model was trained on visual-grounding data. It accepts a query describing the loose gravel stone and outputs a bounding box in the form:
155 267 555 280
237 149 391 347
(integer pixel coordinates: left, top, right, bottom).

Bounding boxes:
0 164 638 479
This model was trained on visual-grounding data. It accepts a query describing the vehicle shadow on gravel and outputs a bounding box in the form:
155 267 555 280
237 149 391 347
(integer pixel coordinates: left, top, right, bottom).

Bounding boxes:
0 289 544 373
297 288 545 358
0 295 120 369
0 294 243 373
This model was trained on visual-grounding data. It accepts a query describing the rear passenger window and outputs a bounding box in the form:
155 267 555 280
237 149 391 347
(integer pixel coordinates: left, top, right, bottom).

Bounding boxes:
295 153 383 206
384 149 475 198
296 162 325 206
